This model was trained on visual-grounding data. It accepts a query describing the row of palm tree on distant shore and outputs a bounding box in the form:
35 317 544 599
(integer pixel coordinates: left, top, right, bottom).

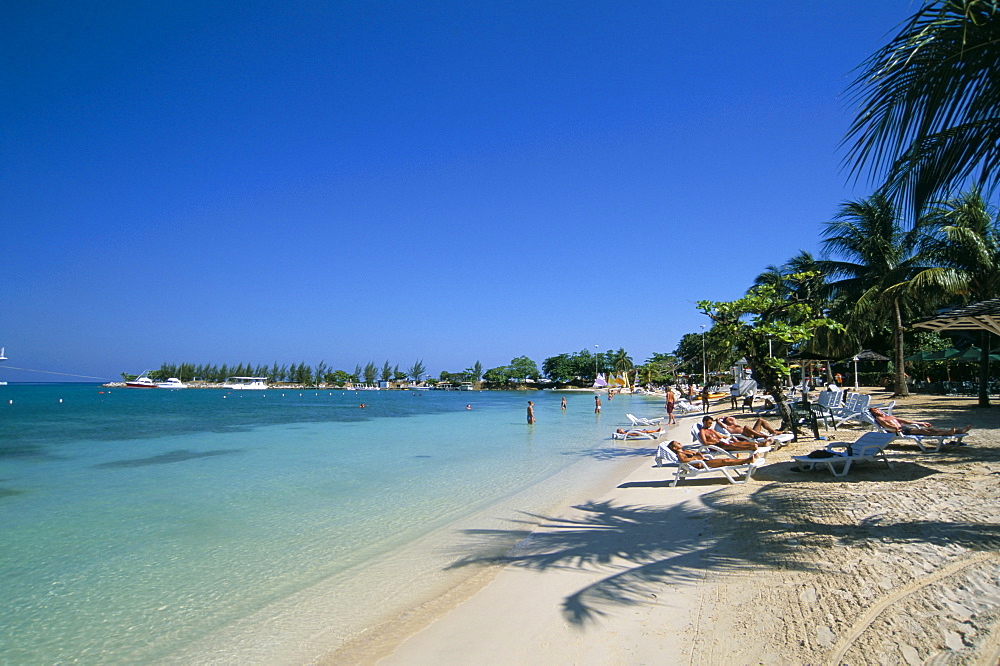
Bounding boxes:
132 359 450 386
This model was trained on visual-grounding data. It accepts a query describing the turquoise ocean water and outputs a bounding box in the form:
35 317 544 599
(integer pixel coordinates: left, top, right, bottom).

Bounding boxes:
0 384 662 663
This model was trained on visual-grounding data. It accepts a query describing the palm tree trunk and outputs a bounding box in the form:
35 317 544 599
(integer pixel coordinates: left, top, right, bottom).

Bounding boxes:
892 298 909 397
978 330 992 408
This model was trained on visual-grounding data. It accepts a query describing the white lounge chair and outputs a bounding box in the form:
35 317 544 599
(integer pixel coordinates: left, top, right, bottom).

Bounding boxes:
869 400 896 415
860 411 968 453
674 399 698 415
809 390 845 428
831 392 872 428
654 443 765 486
626 413 664 427
791 431 897 477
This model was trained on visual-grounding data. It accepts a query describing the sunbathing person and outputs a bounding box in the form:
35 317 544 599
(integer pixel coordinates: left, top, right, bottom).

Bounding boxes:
717 415 785 439
667 441 758 468
869 408 970 436
615 427 663 438
698 416 764 451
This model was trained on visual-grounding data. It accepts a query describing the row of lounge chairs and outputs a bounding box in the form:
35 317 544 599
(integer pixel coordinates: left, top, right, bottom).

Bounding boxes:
643 402 972 485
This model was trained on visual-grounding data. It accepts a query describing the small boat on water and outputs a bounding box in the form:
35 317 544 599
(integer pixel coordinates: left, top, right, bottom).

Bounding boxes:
223 376 268 390
156 378 187 389
125 371 157 388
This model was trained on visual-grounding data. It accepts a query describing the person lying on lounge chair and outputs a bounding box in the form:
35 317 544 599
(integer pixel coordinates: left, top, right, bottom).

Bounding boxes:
615 427 663 438
698 416 766 451
668 441 759 468
717 415 786 439
869 408 970 437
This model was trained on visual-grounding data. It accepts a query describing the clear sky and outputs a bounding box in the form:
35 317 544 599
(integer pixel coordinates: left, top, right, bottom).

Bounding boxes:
3 1 916 382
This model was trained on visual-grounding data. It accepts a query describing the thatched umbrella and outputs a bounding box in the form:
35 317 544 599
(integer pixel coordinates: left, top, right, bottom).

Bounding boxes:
842 350 890 390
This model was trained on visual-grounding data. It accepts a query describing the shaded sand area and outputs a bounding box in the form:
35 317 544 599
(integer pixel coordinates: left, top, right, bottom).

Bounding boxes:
344 393 1000 665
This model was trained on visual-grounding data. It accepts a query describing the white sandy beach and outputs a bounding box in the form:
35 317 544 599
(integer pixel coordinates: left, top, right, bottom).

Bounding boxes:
321 392 1000 665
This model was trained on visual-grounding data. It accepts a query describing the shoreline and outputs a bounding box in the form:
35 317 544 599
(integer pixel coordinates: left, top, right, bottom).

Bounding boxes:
366 392 1000 664
161 400 663 665
305 413 701 665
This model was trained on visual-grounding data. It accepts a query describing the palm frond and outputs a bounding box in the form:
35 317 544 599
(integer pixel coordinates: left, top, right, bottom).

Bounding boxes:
843 0 1000 217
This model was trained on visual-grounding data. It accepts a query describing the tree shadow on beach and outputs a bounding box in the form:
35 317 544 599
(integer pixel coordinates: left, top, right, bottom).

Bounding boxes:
446 468 1000 626
564 445 661 462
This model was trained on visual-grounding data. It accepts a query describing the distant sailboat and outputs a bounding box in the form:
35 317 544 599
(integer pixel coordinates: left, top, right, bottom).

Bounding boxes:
592 373 607 388
0 347 6 386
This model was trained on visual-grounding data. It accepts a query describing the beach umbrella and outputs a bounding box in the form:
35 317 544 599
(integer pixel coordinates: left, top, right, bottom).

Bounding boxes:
921 348 963 361
840 350 890 390
948 346 1000 362
852 350 891 361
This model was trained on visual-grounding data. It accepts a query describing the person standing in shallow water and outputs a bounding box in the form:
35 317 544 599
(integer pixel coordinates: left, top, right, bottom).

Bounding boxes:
560 396 567 410
594 395 601 413
526 401 535 424
665 387 677 425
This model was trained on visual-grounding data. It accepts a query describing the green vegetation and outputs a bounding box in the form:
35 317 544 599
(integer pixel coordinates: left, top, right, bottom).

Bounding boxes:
684 2 1000 407
844 0 1000 217
699 278 843 431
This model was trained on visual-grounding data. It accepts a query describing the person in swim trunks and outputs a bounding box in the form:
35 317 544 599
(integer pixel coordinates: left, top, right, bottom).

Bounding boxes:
869 407 970 436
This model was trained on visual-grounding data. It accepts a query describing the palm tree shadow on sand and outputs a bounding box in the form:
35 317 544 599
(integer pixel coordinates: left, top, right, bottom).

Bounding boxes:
446 462 1000 626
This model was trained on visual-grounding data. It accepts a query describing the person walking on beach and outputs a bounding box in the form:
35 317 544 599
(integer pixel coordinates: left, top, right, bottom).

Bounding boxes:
560 396 567 410
526 401 535 424
594 395 601 413
665 387 677 425
701 385 711 413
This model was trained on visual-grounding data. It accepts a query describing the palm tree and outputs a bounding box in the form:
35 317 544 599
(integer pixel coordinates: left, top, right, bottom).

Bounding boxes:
844 1 1000 217
821 194 923 396
464 360 484 384
611 348 634 376
917 187 1000 301
407 360 426 383
914 187 1000 404
751 264 787 294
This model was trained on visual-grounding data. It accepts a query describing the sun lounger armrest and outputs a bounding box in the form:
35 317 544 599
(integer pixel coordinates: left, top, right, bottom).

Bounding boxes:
702 444 738 458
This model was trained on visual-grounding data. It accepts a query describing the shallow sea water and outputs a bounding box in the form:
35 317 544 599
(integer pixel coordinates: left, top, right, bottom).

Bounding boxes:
0 384 662 663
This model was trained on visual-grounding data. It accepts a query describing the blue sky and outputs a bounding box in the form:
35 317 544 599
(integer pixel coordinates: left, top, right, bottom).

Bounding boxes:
3 1 916 381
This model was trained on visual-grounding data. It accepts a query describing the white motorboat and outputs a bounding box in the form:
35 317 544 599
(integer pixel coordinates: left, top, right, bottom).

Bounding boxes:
125 371 157 388
223 376 268 390
156 377 187 389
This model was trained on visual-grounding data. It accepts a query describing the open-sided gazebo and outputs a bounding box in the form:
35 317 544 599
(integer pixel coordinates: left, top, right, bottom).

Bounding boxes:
912 298 1000 407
